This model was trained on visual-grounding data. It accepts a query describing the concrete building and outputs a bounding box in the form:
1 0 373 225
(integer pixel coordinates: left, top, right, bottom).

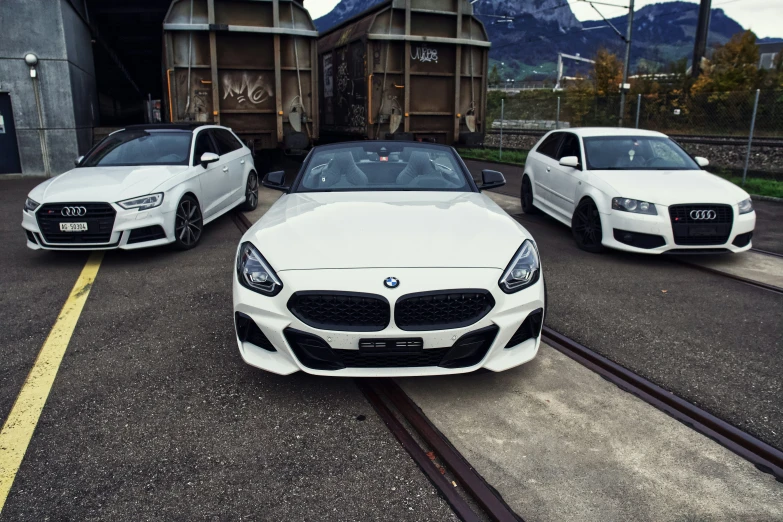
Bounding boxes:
0 0 99 177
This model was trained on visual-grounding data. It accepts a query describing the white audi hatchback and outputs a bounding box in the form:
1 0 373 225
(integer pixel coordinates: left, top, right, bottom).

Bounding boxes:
520 128 755 254
233 142 545 377
22 124 258 251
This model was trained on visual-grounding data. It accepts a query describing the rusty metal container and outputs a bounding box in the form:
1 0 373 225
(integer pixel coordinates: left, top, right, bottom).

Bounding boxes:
163 0 319 151
317 0 489 145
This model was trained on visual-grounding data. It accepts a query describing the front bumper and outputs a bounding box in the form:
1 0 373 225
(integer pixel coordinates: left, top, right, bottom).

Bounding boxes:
233 267 546 377
600 205 755 254
22 204 176 251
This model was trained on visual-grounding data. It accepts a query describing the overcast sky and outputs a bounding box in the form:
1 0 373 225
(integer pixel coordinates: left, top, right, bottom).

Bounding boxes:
303 0 781 39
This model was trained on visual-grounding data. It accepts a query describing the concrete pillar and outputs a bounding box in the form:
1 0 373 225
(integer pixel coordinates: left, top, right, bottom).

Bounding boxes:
0 0 98 176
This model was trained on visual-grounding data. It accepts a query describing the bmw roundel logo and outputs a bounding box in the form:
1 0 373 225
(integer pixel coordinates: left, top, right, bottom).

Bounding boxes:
384 277 400 289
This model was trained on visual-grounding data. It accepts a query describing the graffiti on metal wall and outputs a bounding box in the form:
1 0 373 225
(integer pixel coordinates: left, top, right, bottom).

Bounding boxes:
348 104 365 128
221 72 273 105
323 54 333 98
336 61 350 94
411 45 438 63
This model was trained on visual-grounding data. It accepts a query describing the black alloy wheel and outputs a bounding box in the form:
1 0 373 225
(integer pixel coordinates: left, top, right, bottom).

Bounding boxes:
572 198 605 253
174 195 203 250
240 171 259 211
521 176 538 214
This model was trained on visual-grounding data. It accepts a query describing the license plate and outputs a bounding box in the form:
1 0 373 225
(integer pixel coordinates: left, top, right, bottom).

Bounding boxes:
59 222 88 232
359 338 423 352
688 225 718 237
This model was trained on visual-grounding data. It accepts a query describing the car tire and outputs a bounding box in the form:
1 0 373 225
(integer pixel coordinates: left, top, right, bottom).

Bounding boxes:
173 195 203 250
571 198 605 253
240 171 259 212
521 175 538 214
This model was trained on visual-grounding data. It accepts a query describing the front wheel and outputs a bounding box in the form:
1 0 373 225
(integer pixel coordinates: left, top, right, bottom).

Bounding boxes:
521 175 538 214
571 199 605 253
240 171 259 211
174 195 203 250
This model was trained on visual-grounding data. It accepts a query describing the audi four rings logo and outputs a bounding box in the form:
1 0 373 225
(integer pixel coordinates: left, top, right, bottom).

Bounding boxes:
61 206 87 217
689 210 716 220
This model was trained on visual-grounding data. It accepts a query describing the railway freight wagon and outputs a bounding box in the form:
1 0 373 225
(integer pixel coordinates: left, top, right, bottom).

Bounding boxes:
162 0 318 153
317 0 490 145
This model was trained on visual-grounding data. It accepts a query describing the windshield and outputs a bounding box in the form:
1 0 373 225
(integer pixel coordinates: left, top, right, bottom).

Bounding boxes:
82 130 192 167
293 143 472 193
583 136 699 171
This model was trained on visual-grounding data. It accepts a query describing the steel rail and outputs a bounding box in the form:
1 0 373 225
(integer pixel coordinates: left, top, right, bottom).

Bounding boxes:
356 380 484 522
751 247 783 259
673 258 783 295
542 326 783 482
374 379 524 522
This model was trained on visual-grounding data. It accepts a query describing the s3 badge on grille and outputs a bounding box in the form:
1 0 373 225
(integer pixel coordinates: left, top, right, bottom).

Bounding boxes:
384 277 399 289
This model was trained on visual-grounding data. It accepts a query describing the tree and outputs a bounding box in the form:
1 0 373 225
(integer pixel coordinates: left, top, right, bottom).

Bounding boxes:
592 48 623 96
692 30 760 94
489 64 501 87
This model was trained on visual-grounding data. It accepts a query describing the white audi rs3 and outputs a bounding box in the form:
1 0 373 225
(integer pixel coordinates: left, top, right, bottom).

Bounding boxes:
520 128 755 254
233 142 545 377
22 124 258 251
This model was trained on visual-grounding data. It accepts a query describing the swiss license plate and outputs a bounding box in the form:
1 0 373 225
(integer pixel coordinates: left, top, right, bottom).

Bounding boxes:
59 222 88 232
689 225 717 237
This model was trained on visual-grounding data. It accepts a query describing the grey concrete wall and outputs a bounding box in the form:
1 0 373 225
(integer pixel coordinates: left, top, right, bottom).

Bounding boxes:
0 0 98 176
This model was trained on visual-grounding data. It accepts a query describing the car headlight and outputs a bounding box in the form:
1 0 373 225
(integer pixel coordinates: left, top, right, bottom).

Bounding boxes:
612 197 657 215
738 198 753 215
117 193 164 211
236 242 283 296
24 198 40 213
499 240 540 294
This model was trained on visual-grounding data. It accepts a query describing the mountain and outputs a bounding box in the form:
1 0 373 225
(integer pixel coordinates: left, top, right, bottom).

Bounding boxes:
314 0 779 78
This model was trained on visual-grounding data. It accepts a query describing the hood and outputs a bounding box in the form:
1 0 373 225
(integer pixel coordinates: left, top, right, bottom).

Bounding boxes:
247 192 530 270
592 169 749 206
29 166 189 204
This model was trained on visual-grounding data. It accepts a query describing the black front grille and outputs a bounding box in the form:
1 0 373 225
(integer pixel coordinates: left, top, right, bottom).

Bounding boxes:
288 292 390 332
334 348 449 368
669 204 733 246
127 225 166 244
394 290 495 331
36 202 116 244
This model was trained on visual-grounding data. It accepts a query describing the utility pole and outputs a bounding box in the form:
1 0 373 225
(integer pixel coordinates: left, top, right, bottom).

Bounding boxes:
618 0 635 127
691 0 712 78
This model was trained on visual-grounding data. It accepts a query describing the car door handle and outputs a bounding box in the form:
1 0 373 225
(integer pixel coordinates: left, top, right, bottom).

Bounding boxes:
546 167 551 172
222 166 229 172
240 159 245 164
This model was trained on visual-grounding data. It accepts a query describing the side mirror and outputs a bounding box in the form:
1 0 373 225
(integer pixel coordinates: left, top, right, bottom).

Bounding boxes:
694 156 709 168
478 169 506 191
200 152 220 168
74 155 84 167
559 156 580 169
262 170 289 192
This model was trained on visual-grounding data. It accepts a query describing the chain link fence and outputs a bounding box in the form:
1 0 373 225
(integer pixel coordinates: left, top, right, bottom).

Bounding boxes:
484 89 783 179
487 90 783 138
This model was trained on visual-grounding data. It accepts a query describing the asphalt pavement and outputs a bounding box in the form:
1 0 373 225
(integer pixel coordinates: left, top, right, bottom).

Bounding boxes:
484 189 783 450
0 179 88 425
0 179 454 520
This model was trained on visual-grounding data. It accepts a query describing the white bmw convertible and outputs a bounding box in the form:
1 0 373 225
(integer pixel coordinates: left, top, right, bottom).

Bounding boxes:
233 142 545 377
22 124 258 251
521 128 755 254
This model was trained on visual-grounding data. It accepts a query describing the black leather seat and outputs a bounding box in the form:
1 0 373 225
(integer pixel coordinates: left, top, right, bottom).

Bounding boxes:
396 151 437 185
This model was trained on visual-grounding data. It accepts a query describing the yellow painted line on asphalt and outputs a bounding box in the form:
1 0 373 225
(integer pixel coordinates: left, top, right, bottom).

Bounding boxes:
0 252 104 513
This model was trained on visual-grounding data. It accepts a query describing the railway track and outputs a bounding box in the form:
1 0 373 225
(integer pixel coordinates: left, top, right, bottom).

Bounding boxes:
231 208 782 522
